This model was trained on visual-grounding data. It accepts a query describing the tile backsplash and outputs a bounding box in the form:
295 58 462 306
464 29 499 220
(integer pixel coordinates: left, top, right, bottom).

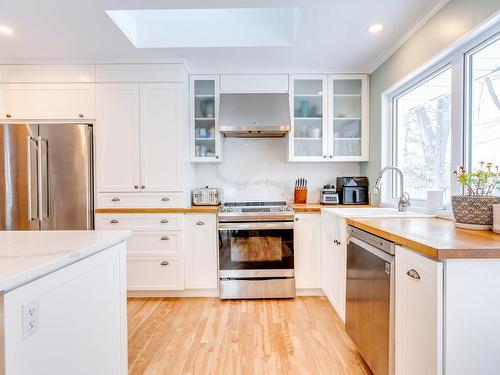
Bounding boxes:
194 139 361 203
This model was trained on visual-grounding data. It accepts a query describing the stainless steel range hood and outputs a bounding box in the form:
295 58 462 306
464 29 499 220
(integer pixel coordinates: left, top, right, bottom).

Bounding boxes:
219 93 291 138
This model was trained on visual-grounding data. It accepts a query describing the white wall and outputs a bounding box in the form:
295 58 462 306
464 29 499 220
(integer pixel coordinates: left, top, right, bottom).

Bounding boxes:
194 138 360 202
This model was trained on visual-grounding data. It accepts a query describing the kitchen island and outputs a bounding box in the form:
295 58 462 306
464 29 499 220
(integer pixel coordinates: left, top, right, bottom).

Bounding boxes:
0 230 130 375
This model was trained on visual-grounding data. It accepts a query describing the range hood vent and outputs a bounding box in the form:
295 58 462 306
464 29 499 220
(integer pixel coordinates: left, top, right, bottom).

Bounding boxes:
219 93 291 138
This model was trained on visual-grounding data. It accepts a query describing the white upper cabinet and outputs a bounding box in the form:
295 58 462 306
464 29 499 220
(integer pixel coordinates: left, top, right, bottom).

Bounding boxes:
96 82 185 193
289 75 328 161
0 83 95 120
294 213 321 289
190 75 222 162
95 64 185 83
288 74 369 162
220 74 289 93
140 83 183 191
96 83 141 193
327 74 369 161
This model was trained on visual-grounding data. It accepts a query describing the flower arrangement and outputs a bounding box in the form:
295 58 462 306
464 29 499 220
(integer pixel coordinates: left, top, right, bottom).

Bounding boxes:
453 162 499 196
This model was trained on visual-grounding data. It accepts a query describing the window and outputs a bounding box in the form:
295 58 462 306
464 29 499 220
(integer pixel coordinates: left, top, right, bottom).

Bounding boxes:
384 24 500 210
467 36 500 169
393 67 452 201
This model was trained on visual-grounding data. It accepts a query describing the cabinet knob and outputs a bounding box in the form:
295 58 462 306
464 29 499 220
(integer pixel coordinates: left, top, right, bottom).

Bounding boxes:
161 236 170 241
329 155 333 158
406 269 421 280
295 217 299 222
141 185 146 189
323 155 327 159
196 221 205 226
78 114 84 118
161 197 170 202
160 261 170 266
216 155 220 159
110 219 119 224
111 197 121 202
160 219 169 224
6 114 11 118
134 185 139 189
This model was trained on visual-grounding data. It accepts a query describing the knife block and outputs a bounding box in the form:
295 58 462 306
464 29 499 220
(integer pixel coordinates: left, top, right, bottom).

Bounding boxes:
294 188 307 204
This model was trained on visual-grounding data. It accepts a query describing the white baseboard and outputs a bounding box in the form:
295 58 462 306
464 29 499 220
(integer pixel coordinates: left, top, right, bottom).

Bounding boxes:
128 288 325 298
128 289 219 298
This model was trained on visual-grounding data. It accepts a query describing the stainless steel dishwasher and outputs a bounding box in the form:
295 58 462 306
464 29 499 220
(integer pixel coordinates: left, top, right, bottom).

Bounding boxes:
346 226 395 375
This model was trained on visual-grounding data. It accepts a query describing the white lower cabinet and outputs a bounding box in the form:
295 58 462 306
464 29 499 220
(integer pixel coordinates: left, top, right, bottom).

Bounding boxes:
395 245 443 375
294 213 321 289
184 214 218 289
95 213 185 291
320 210 347 321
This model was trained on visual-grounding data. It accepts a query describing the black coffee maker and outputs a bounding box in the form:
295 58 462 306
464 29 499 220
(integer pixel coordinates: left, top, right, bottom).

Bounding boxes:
336 177 369 205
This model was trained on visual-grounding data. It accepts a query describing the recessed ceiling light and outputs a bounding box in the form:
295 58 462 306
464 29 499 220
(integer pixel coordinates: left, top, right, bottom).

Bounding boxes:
0 25 14 34
368 24 383 33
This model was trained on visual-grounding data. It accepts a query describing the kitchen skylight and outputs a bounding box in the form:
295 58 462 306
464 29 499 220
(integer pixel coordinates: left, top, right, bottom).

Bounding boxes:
106 8 304 48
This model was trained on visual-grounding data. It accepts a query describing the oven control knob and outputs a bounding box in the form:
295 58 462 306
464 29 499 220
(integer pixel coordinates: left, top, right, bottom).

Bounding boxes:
220 207 226 212
227 208 233 212
279 206 286 211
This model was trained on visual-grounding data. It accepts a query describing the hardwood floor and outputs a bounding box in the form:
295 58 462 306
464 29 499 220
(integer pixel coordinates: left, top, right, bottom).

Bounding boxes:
128 297 372 375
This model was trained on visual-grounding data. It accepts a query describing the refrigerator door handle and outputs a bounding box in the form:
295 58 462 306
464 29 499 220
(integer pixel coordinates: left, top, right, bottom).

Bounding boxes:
26 136 38 221
38 136 49 221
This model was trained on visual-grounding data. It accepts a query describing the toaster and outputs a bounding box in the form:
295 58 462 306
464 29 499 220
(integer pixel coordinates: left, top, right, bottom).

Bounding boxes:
192 186 222 206
320 185 339 205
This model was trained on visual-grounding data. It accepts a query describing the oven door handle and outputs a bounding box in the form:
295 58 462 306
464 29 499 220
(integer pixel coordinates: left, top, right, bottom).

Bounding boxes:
218 222 294 230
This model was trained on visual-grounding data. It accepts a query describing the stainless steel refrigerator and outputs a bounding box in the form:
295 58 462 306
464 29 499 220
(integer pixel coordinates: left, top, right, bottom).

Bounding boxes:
0 123 93 230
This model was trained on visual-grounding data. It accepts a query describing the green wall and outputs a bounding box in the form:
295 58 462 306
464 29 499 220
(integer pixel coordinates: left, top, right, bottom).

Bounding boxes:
361 0 500 186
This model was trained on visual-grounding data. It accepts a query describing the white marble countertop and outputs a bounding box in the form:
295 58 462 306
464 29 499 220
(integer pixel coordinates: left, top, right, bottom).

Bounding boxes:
0 230 130 292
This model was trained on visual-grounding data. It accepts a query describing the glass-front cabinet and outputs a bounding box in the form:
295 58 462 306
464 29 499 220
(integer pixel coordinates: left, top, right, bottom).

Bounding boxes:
327 75 368 161
289 75 328 161
289 74 368 162
190 75 222 162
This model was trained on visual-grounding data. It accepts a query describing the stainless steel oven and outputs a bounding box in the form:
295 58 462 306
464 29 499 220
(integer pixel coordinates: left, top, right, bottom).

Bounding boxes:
218 201 295 299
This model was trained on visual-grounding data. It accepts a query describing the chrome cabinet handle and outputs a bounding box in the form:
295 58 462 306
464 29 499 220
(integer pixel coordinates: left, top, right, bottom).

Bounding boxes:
160 219 169 224
162 197 170 202
329 155 333 158
78 114 84 118
295 217 299 221
111 197 121 202
110 219 119 224
196 221 205 226
216 155 220 159
161 236 170 241
141 185 145 189
323 155 327 159
406 269 421 280
160 261 170 266
134 185 139 189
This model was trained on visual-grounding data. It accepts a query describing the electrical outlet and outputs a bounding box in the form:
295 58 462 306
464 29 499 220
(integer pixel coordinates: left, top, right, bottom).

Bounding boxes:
22 300 39 340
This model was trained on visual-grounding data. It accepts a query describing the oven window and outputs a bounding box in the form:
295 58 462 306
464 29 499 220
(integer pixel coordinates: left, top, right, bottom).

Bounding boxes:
219 229 294 270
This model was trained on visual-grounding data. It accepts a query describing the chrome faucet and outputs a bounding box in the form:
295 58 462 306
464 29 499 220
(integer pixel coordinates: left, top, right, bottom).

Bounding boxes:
373 166 411 212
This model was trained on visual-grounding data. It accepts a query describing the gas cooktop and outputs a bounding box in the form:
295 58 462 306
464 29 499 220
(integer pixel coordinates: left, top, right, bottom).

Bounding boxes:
218 201 294 222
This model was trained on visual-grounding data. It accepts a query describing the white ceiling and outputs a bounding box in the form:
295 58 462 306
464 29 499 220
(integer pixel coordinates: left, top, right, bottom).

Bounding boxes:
0 0 444 73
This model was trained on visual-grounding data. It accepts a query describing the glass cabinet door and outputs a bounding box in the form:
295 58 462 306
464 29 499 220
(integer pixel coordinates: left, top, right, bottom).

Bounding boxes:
328 75 368 160
190 76 221 162
290 76 328 160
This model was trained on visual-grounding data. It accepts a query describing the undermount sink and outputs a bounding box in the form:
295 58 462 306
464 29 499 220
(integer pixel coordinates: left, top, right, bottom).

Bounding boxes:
322 207 435 218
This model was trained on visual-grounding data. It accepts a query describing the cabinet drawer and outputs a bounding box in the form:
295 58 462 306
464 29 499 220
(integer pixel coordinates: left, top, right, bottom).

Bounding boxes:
127 230 182 255
127 256 184 290
95 213 184 230
97 192 183 208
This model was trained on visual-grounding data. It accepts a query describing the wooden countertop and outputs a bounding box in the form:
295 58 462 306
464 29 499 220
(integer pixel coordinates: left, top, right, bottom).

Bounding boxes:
293 203 371 212
95 206 220 214
347 217 500 259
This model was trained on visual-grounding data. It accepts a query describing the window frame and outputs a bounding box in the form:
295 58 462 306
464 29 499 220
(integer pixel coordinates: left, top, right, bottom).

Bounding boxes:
381 19 500 212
